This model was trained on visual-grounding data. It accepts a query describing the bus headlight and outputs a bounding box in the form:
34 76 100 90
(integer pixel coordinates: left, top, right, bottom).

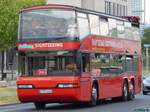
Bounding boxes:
57 83 79 88
17 84 33 89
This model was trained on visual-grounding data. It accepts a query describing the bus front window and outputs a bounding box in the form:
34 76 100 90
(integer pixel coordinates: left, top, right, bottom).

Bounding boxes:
18 51 80 76
19 9 78 41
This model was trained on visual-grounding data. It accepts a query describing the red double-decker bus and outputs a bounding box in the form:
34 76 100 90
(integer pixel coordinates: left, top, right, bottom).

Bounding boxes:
17 5 142 109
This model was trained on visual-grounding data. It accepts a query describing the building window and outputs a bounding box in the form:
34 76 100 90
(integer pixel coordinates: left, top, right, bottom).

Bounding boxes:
117 4 119 16
105 1 111 14
120 5 122 16
125 6 127 16
113 3 116 16
123 5 125 16
105 1 128 16
108 2 111 14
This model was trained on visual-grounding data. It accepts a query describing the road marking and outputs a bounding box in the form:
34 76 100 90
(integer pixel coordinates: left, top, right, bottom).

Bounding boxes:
134 105 150 112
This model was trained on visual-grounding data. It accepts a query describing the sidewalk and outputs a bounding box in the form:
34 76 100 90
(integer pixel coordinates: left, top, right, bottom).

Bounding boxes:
0 80 16 87
0 83 19 105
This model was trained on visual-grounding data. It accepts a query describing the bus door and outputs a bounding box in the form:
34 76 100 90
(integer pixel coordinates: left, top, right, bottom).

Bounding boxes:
80 53 91 101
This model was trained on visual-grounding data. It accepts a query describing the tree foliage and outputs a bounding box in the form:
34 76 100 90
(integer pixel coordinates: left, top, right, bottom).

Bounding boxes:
142 27 150 45
0 0 45 51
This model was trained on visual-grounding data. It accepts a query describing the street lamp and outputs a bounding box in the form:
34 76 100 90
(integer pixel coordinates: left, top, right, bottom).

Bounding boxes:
144 44 150 73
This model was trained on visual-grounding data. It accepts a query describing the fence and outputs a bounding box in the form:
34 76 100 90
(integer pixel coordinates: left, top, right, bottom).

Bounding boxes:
0 49 18 81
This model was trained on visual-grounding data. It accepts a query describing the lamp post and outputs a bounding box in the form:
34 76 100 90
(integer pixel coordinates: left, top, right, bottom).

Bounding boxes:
144 44 150 73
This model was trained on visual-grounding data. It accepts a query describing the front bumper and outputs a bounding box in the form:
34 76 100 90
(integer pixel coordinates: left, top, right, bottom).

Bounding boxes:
17 88 81 103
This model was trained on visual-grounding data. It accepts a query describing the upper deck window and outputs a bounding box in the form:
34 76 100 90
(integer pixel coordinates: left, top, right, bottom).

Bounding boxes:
108 18 117 37
19 9 77 41
124 22 132 39
77 12 90 39
99 18 109 36
132 26 140 41
89 14 100 35
117 20 125 38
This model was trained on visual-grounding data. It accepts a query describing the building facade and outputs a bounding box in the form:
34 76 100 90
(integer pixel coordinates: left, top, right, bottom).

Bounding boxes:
47 0 132 16
132 0 144 22
131 0 145 37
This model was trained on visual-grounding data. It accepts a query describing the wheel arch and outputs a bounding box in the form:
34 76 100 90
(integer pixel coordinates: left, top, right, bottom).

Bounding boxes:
130 78 135 92
123 78 129 87
92 79 99 98
130 78 135 86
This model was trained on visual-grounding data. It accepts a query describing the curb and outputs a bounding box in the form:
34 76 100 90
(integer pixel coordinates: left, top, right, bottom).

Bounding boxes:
0 102 21 107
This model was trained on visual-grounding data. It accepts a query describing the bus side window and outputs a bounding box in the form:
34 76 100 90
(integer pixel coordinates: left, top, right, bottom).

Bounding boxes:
133 55 138 72
82 53 90 72
125 56 133 71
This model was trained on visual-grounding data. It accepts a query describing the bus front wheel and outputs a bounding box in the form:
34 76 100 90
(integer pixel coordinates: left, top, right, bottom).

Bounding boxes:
34 102 46 109
88 84 98 106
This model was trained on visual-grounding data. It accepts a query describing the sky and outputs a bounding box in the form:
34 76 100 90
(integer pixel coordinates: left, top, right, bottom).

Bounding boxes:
145 0 150 23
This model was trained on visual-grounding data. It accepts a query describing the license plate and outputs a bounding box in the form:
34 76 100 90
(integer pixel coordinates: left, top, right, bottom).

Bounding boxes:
39 89 53 94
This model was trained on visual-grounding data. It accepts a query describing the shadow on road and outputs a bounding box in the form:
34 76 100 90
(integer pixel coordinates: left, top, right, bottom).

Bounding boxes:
32 98 136 111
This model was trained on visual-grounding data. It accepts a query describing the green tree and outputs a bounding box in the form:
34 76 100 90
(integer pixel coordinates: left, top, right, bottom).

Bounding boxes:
0 0 46 50
0 0 46 80
142 27 150 45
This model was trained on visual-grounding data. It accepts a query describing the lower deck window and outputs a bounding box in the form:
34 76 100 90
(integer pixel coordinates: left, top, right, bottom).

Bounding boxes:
18 51 80 76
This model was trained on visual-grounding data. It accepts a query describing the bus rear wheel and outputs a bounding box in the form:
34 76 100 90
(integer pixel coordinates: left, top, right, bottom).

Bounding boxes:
143 91 147 95
121 81 128 101
88 84 98 106
34 102 46 109
128 81 135 100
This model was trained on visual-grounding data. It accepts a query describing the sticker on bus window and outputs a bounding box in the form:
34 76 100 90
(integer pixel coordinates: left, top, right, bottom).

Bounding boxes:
34 69 47 76
91 69 101 76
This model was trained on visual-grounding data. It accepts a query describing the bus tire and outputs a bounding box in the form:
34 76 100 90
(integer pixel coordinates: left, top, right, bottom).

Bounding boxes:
88 84 98 106
143 91 147 95
128 81 135 100
121 81 128 101
34 102 46 109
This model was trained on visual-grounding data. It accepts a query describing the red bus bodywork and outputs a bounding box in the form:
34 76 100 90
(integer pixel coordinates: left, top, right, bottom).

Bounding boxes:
17 5 142 104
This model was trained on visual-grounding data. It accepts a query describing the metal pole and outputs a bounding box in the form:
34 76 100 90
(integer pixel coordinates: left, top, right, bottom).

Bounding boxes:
144 0 146 23
11 65 13 80
146 47 149 73
1 51 4 80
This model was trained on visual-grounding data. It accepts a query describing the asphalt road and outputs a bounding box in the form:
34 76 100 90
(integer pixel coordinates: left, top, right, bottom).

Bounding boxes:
1 94 150 112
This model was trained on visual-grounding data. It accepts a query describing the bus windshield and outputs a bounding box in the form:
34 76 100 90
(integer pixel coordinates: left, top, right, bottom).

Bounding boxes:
19 9 77 41
18 51 80 76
